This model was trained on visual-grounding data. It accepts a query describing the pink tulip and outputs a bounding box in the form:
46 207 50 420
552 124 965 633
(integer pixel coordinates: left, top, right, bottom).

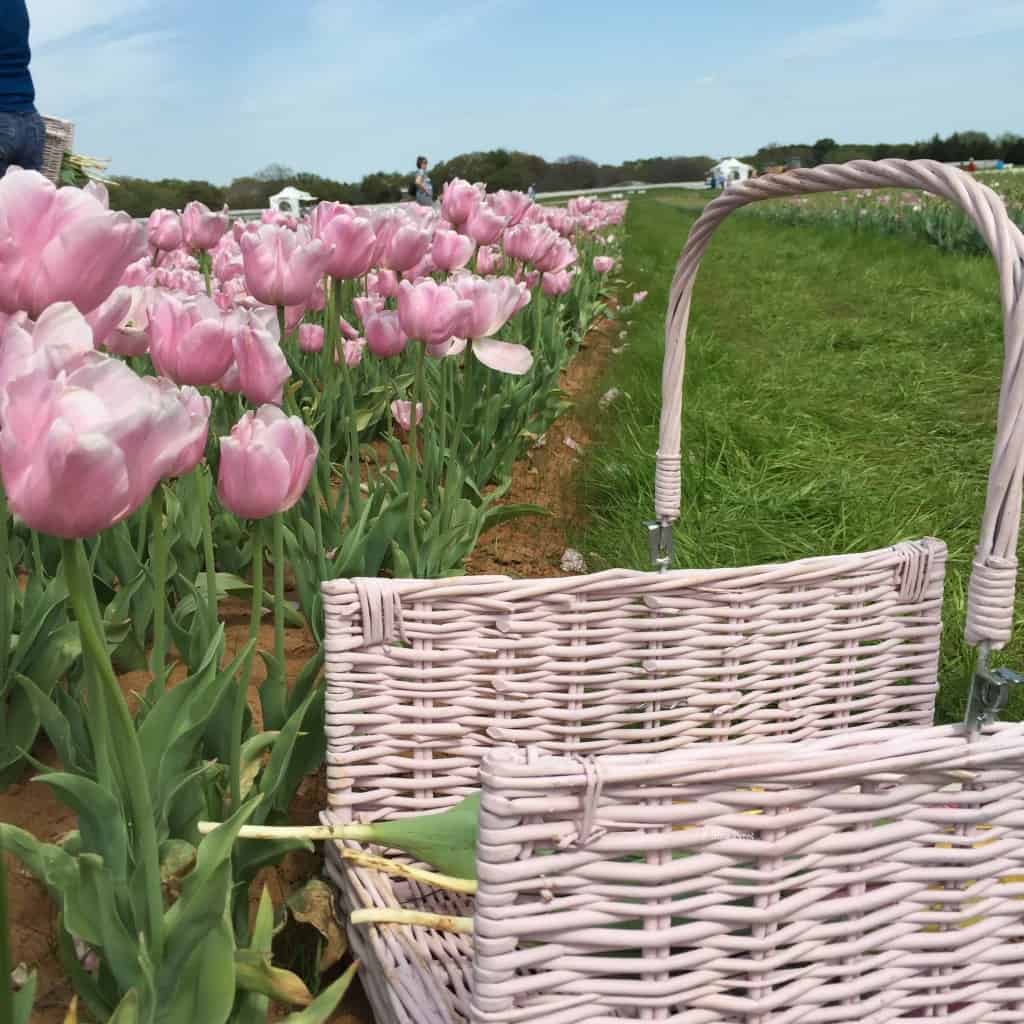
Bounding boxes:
441 178 482 225
431 229 476 272
593 256 615 274
541 269 573 296
445 274 533 375
148 292 236 386
308 280 326 312
633 290 648 304
212 239 244 283
403 252 437 281
119 258 153 287
534 237 577 273
364 310 408 359
463 202 507 245
284 303 306 332
162 249 199 272
0 353 210 537
298 323 324 354
309 201 355 240
368 269 399 298
230 306 291 406
353 295 385 323
336 314 357 341
160 382 211 479
381 222 432 272
397 279 471 346
102 286 159 356
0 169 146 317
342 338 366 367
85 287 133 349
0 303 95 411
181 201 229 251
147 209 184 252
521 269 539 289
217 405 318 519
502 223 558 266
488 189 533 227
475 245 502 275
390 400 423 433
238 224 332 307
321 213 377 280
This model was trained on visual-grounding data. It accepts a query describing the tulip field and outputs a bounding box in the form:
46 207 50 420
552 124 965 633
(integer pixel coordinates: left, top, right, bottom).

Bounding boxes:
0 168 626 1022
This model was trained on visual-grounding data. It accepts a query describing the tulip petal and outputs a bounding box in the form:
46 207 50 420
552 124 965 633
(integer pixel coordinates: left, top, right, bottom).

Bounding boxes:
471 338 533 375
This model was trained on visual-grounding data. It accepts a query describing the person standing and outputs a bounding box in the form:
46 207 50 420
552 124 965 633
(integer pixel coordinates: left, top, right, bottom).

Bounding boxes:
0 0 45 175
413 155 433 207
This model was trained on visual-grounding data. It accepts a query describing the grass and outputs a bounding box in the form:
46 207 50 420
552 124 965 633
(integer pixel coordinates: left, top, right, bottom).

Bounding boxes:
578 191 1023 724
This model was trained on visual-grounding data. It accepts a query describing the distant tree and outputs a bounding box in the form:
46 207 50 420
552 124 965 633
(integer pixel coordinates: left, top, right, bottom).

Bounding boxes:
253 163 296 181
811 137 838 165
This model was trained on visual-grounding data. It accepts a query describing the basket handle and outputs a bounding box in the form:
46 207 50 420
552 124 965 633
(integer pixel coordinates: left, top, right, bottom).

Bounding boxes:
656 159 1024 650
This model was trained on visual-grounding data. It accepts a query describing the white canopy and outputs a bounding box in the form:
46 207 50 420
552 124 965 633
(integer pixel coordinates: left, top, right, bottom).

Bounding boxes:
269 185 317 213
710 157 754 177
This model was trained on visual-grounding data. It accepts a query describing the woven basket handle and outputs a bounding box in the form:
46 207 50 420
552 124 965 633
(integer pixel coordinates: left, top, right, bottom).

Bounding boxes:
658 159 1024 649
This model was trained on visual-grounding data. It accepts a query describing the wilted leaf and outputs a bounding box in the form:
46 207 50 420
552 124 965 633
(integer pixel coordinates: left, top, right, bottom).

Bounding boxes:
286 878 347 972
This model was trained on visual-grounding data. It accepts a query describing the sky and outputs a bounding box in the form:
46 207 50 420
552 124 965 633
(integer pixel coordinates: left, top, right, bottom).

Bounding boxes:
27 0 1024 184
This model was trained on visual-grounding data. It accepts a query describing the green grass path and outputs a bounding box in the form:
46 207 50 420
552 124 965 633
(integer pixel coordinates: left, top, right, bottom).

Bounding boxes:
580 193 1021 723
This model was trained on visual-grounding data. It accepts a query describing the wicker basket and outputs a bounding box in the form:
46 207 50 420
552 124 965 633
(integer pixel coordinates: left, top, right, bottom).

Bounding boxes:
322 159 1024 1024
471 724 1024 1022
41 115 74 184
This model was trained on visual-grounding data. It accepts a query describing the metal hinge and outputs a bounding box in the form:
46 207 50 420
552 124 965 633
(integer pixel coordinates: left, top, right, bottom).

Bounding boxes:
645 521 673 573
964 646 1024 737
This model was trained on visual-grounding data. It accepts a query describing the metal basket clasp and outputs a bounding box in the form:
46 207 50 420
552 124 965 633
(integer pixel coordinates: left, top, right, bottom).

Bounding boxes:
964 645 1024 737
645 521 673 573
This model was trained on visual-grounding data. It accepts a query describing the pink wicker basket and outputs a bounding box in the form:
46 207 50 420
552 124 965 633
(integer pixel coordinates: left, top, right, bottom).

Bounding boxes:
471 724 1024 1022
322 159 1024 1024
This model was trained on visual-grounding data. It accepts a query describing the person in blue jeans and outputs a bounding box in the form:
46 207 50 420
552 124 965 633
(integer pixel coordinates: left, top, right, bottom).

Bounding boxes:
0 0 45 176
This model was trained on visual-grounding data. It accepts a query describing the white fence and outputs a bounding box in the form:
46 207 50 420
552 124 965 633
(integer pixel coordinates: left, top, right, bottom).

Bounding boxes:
131 180 706 226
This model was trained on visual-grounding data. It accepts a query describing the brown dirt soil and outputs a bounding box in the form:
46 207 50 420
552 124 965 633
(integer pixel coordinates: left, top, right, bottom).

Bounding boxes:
3 310 618 1022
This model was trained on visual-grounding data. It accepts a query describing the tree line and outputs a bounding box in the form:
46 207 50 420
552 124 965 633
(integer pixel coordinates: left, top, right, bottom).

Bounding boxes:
107 130 1024 217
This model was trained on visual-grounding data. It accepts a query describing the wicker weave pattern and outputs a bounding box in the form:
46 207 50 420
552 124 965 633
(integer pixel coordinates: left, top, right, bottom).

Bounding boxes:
41 116 73 184
470 725 1024 1023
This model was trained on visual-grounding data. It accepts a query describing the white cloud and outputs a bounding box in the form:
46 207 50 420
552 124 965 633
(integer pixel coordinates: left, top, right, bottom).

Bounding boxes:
780 0 1024 59
30 0 160 47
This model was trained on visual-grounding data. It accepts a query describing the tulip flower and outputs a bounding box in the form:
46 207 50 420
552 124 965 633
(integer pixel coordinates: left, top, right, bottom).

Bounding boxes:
0 169 146 317
441 178 483 226
489 189 533 227
353 295 386 323
367 269 399 298
463 202 507 245
403 252 437 281
633 290 648 304
320 213 377 280
475 245 502 276
593 256 615 274
380 222 432 273
212 237 245 282
447 274 533 375
147 209 184 252
390 400 423 433
431 229 476 272
534 237 577 273
541 269 574 296
502 223 558 266
217 405 318 519
182 201 230 251
230 306 291 406
157 382 211 479
338 314 359 341
0 353 210 537
298 323 325 353
238 223 332 307
309 200 355 240
85 285 159 357
0 302 95 411
397 279 472 346
148 292 236 386
342 338 366 367
119 258 154 287
364 310 408 359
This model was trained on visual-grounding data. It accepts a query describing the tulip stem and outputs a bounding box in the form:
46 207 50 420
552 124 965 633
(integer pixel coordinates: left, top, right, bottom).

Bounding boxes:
200 467 219 643
0 832 13 1024
147 485 168 698
267 512 286 730
406 342 426 574
231 520 264 810
61 538 164 960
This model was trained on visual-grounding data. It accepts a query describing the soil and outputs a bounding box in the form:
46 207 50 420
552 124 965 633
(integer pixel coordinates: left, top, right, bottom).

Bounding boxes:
3 310 619 1023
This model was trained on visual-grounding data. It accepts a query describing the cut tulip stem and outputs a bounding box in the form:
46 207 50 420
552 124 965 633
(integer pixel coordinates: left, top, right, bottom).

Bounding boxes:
340 848 478 895
197 820 376 842
350 909 474 935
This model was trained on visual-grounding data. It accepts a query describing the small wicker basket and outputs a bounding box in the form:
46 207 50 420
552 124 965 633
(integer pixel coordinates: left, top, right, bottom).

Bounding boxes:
41 115 74 184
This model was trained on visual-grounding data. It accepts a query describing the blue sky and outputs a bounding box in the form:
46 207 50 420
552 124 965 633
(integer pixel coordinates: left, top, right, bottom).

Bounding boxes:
28 0 1024 184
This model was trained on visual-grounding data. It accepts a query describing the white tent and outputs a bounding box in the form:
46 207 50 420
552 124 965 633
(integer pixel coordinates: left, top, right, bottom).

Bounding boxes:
710 157 755 187
268 185 317 215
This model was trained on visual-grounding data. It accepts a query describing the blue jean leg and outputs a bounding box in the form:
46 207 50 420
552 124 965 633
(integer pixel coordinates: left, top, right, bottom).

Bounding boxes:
0 110 46 176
